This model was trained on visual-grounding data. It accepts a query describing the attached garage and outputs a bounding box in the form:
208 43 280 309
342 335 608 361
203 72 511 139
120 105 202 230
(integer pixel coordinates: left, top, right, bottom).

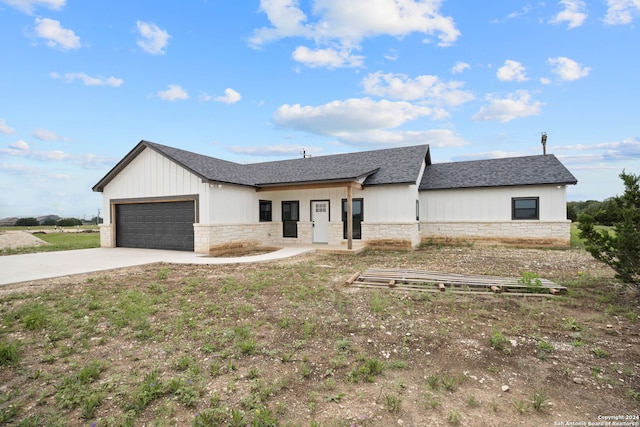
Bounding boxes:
114 200 196 251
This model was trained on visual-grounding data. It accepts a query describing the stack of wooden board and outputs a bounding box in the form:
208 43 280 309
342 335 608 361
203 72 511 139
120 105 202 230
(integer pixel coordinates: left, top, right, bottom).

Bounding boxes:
345 268 567 297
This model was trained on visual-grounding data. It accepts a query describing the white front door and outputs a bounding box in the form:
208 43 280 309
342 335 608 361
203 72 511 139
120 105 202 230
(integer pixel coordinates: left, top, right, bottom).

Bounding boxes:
312 201 329 243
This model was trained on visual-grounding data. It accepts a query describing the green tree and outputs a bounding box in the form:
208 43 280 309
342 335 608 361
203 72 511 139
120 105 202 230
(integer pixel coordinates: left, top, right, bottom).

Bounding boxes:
41 216 58 226
57 218 83 226
578 171 640 285
15 217 39 226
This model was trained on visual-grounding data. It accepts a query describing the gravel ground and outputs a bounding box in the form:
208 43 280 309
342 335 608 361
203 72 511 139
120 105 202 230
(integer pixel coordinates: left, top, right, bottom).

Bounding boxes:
0 231 49 249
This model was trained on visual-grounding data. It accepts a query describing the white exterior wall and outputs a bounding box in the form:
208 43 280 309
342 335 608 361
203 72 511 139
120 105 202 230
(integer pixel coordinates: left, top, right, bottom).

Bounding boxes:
361 184 419 222
359 184 421 248
101 148 209 223
99 148 210 249
206 183 258 223
419 185 571 245
234 184 422 248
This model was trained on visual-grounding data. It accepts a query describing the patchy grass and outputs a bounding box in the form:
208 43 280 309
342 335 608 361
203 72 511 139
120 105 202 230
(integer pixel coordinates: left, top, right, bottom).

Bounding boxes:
0 246 638 426
0 231 99 255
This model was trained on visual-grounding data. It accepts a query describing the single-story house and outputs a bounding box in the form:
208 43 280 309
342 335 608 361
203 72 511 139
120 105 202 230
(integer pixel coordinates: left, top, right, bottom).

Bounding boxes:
92 140 578 253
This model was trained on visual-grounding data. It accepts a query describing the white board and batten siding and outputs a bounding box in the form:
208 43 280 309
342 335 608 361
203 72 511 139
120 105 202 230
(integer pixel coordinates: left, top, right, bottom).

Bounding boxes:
360 185 420 222
420 185 568 222
206 184 256 223
101 147 209 224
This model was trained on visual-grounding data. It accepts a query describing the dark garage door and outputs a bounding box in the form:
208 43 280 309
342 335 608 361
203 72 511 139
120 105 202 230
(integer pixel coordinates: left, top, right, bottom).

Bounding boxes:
115 201 195 251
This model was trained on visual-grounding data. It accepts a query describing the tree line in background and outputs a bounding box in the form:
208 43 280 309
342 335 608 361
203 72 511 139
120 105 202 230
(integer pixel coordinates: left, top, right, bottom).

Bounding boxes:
567 199 621 224
13 217 102 227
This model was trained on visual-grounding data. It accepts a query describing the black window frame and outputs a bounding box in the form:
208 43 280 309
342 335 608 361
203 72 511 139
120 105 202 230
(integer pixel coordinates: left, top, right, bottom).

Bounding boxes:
259 200 272 222
282 200 299 238
342 198 363 240
512 197 539 220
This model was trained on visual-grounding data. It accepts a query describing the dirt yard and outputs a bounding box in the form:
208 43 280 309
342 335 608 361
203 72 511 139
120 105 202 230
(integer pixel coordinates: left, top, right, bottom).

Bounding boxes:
0 244 638 426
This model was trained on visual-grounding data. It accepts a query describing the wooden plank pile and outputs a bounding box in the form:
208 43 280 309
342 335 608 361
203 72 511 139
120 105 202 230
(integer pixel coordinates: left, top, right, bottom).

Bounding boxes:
345 268 567 297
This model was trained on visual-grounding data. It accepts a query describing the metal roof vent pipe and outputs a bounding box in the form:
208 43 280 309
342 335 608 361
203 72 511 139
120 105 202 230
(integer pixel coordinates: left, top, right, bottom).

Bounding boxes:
541 132 547 155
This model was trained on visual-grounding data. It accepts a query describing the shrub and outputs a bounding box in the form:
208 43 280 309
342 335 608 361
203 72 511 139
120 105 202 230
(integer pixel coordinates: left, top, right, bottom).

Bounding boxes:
490 331 509 351
579 171 640 285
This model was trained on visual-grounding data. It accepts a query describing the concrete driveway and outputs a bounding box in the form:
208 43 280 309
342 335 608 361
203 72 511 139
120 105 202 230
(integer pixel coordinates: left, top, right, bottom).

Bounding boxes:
0 246 315 286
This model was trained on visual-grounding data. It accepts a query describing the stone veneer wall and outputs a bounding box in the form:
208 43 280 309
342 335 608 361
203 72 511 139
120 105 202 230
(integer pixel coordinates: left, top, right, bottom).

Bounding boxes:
99 224 113 248
105 220 569 252
195 221 424 252
420 221 571 247
362 222 421 249
194 223 277 253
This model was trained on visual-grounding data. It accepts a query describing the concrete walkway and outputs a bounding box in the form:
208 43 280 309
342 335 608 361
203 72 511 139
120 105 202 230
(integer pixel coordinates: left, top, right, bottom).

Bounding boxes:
0 246 317 286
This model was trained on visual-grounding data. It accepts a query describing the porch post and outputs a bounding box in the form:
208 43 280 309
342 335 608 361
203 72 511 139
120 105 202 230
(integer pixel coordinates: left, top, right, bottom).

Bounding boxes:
346 184 353 250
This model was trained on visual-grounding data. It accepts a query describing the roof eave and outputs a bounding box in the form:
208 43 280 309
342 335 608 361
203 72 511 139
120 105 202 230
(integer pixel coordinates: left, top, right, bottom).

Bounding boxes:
420 180 578 191
92 141 148 192
256 167 381 188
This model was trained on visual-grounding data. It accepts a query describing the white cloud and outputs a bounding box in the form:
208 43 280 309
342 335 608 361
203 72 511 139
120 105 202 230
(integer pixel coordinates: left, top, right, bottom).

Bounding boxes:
384 49 399 61
251 0 460 68
214 88 242 104
157 84 189 101
496 60 528 82
604 0 640 25
0 163 72 180
1 140 68 160
335 128 468 147
51 72 123 87
556 137 640 161
271 97 462 147
0 119 14 135
274 98 433 135
548 56 591 81
0 0 64 14
451 61 470 74
292 46 364 68
491 5 532 23
228 144 323 157
136 21 170 55
550 0 588 28
33 128 68 141
34 17 80 50
251 0 311 46
452 150 527 161
362 71 474 107
473 90 543 122
9 140 29 150
0 141 112 169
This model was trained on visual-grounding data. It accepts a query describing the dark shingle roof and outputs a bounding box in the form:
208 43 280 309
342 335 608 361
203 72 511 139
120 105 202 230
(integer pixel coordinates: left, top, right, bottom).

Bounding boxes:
245 144 430 186
419 154 577 191
145 141 256 186
93 141 431 192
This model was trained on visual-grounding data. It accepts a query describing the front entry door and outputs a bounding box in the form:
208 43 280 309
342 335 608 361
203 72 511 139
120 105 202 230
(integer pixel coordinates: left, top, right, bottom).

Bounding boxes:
311 201 329 243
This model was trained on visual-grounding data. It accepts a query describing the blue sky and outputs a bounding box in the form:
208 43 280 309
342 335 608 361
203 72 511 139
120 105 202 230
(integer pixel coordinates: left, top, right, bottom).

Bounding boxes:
1 0 639 219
